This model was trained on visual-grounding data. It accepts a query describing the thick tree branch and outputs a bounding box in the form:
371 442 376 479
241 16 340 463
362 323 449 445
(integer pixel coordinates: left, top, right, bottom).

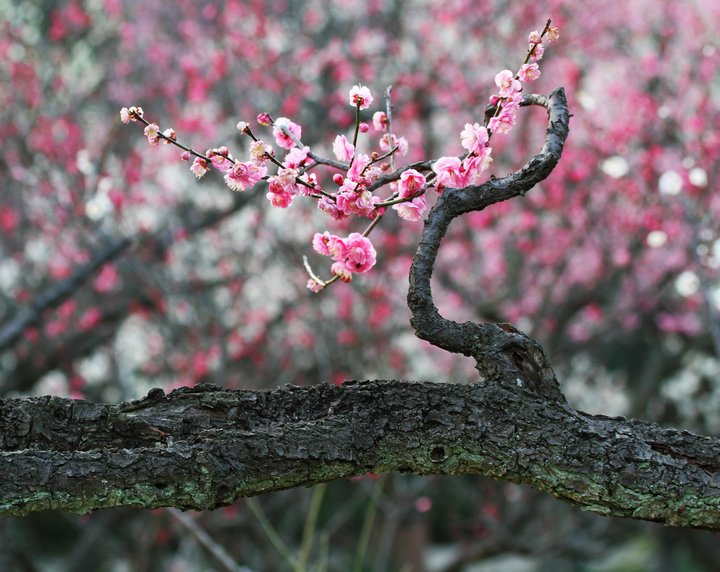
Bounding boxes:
1 381 719 529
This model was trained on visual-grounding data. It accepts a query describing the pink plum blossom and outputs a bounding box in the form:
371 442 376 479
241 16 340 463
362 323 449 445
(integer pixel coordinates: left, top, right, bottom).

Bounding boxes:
250 140 274 162
317 196 346 221
463 150 493 182
432 156 466 188
275 167 299 188
495 69 522 97
397 169 426 198
266 167 298 206
518 63 541 82
379 133 409 156
331 262 352 283
266 184 294 208
224 161 267 192
283 146 309 169
332 135 355 162
348 85 373 109
162 128 176 143
460 122 489 154
256 112 272 126
272 117 302 150
120 106 143 123
313 232 377 275
372 111 388 131
379 134 393 152
487 93 522 135
393 196 426 221
297 172 320 196
313 231 345 258
488 110 516 134
143 123 160 145
432 153 492 188
396 136 409 156
347 153 371 182
336 188 377 218
341 233 377 273
190 157 210 178
529 40 544 61
207 147 233 172
209 154 232 172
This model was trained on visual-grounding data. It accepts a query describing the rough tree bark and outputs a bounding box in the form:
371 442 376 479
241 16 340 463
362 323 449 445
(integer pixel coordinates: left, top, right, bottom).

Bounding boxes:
3 89 718 529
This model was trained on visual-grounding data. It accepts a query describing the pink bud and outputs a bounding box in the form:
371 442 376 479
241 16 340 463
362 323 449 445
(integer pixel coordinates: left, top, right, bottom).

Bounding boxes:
257 113 272 126
359 122 369 133
333 173 344 185
180 151 190 161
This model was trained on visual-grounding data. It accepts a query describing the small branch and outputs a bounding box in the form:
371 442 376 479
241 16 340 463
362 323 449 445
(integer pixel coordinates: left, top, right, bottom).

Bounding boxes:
168 509 245 572
245 497 298 568
351 103 362 155
367 161 434 193
282 127 349 171
385 86 395 171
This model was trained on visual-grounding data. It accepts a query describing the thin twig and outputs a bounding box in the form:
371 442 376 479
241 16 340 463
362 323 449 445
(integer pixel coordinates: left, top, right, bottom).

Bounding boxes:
296 484 327 572
246 497 299 569
168 508 246 572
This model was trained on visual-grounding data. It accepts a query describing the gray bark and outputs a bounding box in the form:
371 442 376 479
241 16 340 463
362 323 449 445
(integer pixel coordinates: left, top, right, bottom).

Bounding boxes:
1 381 719 529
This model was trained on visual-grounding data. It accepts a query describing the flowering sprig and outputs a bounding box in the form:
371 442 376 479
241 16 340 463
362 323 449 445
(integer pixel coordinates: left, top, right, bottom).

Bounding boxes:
485 18 558 136
120 20 558 292
431 19 558 194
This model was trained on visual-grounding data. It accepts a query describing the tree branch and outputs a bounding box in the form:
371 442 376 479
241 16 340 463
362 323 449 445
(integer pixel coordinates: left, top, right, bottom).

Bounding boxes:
408 88 570 400
6 88 713 532
1 380 719 529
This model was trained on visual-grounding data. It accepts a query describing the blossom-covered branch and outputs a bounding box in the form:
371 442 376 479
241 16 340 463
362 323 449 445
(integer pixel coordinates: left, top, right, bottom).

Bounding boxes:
121 22 559 291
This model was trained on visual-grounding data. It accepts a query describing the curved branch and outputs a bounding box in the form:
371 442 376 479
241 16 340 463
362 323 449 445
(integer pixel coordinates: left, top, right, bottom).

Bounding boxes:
1 381 719 530
408 88 570 399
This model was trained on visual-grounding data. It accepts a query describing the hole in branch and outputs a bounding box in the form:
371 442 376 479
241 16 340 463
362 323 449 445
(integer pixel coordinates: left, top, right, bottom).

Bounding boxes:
429 445 449 463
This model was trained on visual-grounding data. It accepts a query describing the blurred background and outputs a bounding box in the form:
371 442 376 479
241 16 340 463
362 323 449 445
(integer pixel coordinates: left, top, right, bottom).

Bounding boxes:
1 0 720 570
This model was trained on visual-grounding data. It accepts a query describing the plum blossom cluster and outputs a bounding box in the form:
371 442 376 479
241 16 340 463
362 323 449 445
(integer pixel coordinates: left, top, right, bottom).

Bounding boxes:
309 231 377 290
120 21 557 291
432 21 557 190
